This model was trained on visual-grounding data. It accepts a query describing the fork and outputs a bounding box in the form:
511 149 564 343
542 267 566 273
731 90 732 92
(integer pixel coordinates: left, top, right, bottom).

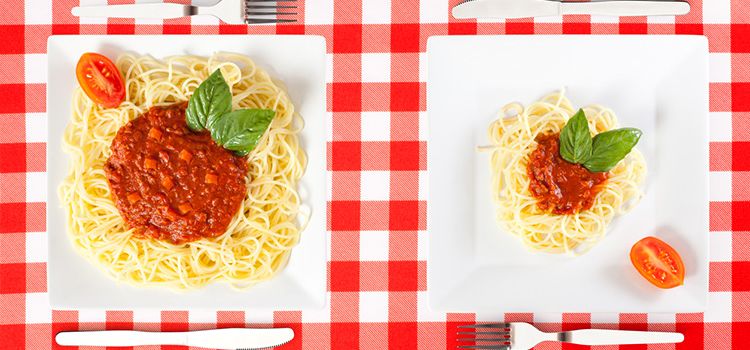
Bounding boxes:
457 322 684 350
71 0 297 25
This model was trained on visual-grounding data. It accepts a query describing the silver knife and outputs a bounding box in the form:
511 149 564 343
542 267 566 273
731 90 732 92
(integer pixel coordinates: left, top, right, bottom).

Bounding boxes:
452 0 690 19
55 328 294 350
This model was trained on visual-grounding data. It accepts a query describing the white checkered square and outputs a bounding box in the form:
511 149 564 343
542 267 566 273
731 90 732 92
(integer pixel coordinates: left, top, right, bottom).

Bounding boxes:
420 0 448 23
24 0 52 24
361 53 391 82
647 15 676 24
417 230 427 261
474 310 504 322
710 112 732 142
25 293 51 324
710 171 732 202
647 313 676 323
78 309 107 323
359 231 389 261
711 231 733 262
25 113 47 143
416 291 446 322
132 310 162 323
25 231 47 263
705 292 732 322
362 0 391 24
326 54 334 84
590 15 619 24
418 111 427 141
245 310 275 324
418 170 426 201
360 112 391 141
590 313 621 324
359 292 389 322
24 54 46 85
418 52 427 83
360 171 390 201
301 295 332 323
188 310 217 324
710 53 732 83
704 0 731 24
26 172 46 203
533 313 563 324
305 0 333 25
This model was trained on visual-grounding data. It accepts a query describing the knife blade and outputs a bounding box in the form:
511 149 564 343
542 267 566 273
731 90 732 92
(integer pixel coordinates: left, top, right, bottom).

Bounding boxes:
55 328 294 350
452 0 690 20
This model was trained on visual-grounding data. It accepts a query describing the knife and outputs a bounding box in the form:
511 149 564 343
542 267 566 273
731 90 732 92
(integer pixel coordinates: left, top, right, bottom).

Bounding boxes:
452 0 690 19
55 328 294 349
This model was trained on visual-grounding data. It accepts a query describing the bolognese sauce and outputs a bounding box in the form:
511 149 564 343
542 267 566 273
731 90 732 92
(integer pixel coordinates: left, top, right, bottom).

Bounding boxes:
526 133 608 215
105 103 248 244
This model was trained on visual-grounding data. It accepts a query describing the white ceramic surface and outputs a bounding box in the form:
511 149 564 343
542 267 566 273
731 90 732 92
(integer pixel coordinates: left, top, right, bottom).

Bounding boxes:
427 35 709 313
47 35 327 310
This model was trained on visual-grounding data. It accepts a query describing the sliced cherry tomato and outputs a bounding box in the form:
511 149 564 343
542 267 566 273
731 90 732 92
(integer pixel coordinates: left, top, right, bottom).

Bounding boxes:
630 236 685 289
75 53 125 108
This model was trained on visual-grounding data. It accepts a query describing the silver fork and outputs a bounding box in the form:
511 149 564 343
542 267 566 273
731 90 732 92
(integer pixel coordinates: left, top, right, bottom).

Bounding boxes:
457 322 684 350
71 0 297 25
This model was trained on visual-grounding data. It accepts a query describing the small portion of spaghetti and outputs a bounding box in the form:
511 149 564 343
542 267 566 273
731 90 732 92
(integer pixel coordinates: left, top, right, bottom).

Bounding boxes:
486 91 646 255
60 53 306 289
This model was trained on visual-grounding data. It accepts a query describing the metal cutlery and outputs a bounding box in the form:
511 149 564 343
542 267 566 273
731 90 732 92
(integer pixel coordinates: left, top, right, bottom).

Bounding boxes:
452 0 690 20
457 322 684 350
71 0 297 25
55 327 294 350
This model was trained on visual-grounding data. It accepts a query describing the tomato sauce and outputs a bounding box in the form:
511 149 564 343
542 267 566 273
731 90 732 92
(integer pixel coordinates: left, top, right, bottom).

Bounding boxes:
526 133 608 215
105 103 248 244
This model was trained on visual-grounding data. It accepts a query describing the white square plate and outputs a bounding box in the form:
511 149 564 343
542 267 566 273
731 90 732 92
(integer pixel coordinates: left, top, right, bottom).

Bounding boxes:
47 35 327 310
427 35 708 313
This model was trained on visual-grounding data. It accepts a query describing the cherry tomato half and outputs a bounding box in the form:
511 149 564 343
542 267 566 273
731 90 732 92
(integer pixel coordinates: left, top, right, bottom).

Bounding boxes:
75 53 125 108
630 236 685 289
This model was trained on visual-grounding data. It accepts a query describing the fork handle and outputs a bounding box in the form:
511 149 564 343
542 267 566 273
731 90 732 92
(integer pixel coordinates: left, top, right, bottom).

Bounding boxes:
72 3 194 20
565 329 684 346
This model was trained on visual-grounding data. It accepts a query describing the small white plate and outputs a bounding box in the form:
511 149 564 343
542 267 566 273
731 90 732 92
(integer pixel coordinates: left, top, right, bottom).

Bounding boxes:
47 35 327 310
427 35 708 313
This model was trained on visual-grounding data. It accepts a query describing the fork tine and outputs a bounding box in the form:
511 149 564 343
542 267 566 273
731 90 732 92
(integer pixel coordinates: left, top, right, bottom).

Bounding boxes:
457 338 510 342
458 323 510 329
246 5 297 9
244 18 297 23
245 11 297 15
457 346 510 350
457 331 510 336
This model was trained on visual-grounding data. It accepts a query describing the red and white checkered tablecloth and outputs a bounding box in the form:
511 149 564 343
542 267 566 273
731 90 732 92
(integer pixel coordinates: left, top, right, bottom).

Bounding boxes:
0 0 747 348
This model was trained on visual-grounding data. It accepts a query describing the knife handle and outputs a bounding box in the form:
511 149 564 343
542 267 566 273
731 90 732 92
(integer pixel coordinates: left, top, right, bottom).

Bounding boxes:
56 330 187 347
561 1 690 17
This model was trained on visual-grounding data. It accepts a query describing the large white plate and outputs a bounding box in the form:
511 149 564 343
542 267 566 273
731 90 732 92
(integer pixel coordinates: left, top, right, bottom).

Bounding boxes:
47 35 327 310
427 35 708 313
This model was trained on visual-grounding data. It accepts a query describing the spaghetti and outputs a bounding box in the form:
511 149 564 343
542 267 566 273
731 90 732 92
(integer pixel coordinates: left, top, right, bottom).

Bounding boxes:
486 91 646 255
59 53 306 289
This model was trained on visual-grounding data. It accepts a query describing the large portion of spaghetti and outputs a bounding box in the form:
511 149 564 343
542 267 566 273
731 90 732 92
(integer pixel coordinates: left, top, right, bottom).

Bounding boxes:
487 91 646 255
60 53 306 289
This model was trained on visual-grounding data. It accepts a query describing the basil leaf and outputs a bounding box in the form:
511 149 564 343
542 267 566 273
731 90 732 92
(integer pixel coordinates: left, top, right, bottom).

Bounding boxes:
559 109 593 164
209 109 275 155
583 128 642 172
185 69 232 132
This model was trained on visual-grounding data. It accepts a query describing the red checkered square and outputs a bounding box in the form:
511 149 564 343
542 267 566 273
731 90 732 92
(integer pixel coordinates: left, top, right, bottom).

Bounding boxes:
26 263 45 293
710 262 732 292
733 142 750 170
675 24 703 35
733 261 750 291
361 142 391 170
732 24 750 53
217 311 244 328
24 324 52 350
711 142 732 171
332 112 362 141
0 85 24 113
388 292 417 321
0 324 24 349
332 171 361 200
332 83 362 112
331 141 361 170
0 293 23 324
330 261 360 292
0 173 24 202
390 141 420 170
0 26 24 54
506 20 534 34
619 22 648 34
333 24 362 53
734 112 750 141
219 24 248 34
0 55 24 84
0 202 25 234
331 322 359 350
391 53 419 82
389 201 419 231
362 25 390 53
734 323 750 348
711 83 732 112
733 55 750 83
0 233 24 264
448 22 477 35
390 112 420 141
734 202 750 232
733 83 750 111
26 142 45 172
390 82 420 112
389 231 418 261
388 261 418 291
734 172 750 201
359 200 389 230
361 83 390 111
25 202 45 233
562 21 591 34
333 54 362 83
0 263 25 293
331 231 361 261
733 292 750 322
25 84 45 113
391 24 420 53
360 261 388 291
390 171 418 200
710 201 732 231
389 322 418 349
734 232 750 261
330 292 359 322
0 114 24 143
329 201 361 231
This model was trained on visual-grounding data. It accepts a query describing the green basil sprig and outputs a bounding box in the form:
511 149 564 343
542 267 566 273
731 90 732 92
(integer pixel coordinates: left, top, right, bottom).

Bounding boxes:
186 69 274 156
558 109 642 173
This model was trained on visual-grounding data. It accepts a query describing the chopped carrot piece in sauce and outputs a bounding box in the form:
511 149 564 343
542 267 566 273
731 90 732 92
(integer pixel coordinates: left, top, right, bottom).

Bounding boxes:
161 176 174 190
177 203 192 214
148 127 163 140
144 158 157 169
178 149 193 162
165 208 180 221
205 173 218 184
126 193 141 204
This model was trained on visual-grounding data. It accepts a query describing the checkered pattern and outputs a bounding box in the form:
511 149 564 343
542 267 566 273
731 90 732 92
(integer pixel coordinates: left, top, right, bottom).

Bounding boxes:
0 0 747 349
